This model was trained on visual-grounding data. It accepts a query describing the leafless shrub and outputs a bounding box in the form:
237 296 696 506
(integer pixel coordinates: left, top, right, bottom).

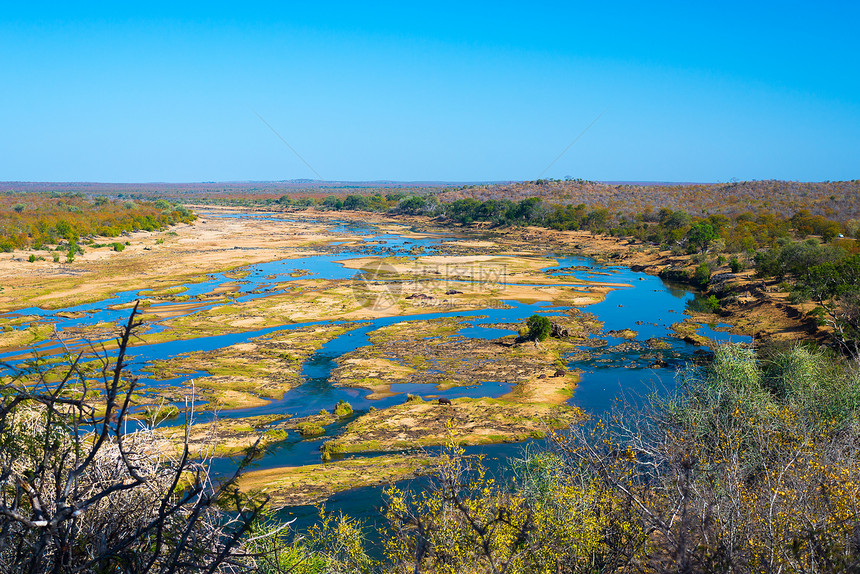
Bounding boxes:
0 304 274 573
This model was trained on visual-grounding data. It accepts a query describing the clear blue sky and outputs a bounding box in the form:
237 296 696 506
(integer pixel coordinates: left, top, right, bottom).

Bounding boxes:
2 1 858 183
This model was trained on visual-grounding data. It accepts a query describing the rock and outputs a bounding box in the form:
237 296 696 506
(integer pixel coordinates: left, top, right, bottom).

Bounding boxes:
550 322 571 338
606 329 638 340
711 272 736 283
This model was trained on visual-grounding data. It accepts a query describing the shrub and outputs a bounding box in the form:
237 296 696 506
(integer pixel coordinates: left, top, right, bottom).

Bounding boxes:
704 294 720 313
333 399 353 418
0 305 272 572
693 262 711 287
729 256 744 273
338 345 860 571
27 254 35 263
526 314 551 341
686 222 717 252
112 242 125 252
297 422 325 437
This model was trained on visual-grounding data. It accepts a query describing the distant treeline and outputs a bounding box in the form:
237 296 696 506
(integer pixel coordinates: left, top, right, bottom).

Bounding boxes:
236 191 860 345
205 191 858 253
438 178 860 223
0 192 196 252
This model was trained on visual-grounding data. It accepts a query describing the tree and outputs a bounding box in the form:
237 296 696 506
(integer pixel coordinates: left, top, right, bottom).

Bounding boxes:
526 314 551 342
801 254 860 348
396 195 427 215
686 222 717 253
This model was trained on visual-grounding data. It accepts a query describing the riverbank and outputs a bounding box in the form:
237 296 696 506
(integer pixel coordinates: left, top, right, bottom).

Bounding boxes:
299 208 828 346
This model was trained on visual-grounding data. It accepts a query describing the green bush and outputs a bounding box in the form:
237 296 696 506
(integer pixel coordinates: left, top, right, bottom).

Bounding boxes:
704 295 720 313
333 400 353 418
693 263 711 287
112 242 125 252
297 422 325 437
729 257 743 273
526 314 551 341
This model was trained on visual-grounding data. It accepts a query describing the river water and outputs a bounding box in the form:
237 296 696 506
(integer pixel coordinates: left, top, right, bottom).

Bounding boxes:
0 212 751 529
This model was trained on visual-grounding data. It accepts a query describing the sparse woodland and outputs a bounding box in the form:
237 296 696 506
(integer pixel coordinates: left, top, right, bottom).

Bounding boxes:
0 192 196 253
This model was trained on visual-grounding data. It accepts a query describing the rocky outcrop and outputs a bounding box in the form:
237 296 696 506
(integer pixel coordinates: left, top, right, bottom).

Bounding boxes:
550 322 571 338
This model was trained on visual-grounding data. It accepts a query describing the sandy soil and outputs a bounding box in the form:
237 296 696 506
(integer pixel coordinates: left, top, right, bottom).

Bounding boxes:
238 454 432 507
322 397 583 455
0 209 368 312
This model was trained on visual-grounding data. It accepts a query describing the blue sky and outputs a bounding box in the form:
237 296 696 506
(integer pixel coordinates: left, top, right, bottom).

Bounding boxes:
2 1 858 183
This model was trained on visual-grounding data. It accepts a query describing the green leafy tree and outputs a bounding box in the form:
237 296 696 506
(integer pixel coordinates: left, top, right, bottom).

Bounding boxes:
686 222 717 252
526 314 551 342
800 254 860 347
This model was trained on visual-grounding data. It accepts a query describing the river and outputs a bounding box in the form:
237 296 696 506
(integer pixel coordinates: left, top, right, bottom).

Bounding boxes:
0 211 751 531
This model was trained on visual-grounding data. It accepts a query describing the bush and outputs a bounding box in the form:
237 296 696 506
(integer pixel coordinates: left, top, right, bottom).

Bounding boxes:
686 222 717 252
297 422 325 437
333 399 353 418
112 242 125 252
526 314 551 341
704 294 720 313
729 256 744 273
0 305 272 572
693 262 711 287
328 345 860 572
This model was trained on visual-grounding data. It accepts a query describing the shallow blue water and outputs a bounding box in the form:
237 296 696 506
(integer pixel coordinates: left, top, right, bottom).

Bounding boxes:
1 212 754 524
